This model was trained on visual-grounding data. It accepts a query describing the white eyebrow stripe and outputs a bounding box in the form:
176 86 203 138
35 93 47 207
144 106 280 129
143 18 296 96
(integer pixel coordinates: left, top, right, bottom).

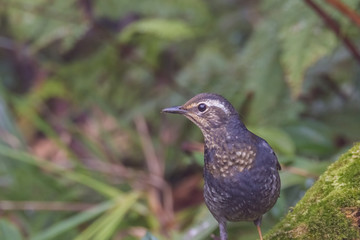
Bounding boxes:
202 100 229 115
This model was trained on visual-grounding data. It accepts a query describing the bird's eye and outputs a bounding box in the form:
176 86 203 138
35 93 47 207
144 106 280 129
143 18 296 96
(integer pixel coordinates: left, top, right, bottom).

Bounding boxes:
198 103 207 112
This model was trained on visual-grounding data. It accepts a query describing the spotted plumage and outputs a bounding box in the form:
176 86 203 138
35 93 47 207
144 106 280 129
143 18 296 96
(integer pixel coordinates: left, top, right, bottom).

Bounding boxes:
162 93 281 240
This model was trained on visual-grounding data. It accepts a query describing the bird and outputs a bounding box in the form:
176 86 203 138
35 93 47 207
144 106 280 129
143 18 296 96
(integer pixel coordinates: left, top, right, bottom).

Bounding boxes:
162 93 281 240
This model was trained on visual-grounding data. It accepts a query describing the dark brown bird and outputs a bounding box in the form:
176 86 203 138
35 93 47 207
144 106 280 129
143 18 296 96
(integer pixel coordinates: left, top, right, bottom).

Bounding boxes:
162 93 281 240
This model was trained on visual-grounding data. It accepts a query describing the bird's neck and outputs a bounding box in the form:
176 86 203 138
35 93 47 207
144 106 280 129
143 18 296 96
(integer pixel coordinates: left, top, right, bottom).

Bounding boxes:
202 118 256 178
202 117 249 149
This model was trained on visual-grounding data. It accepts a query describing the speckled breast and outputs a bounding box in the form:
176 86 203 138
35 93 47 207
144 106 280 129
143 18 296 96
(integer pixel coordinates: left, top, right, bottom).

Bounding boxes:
203 140 281 222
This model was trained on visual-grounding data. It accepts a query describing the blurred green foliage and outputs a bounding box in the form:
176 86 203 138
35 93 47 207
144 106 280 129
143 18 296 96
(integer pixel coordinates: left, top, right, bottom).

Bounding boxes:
0 0 359 239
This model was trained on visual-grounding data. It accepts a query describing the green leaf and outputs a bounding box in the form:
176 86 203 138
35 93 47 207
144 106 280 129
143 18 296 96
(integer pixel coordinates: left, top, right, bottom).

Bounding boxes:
262 1 338 98
279 172 306 189
317 108 360 140
193 152 204 166
0 220 23 240
7 0 86 52
279 16 337 98
119 18 196 43
176 44 238 95
95 0 210 25
283 120 335 156
237 20 286 124
290 156 329 175
249 126 296 157
0 95 25 148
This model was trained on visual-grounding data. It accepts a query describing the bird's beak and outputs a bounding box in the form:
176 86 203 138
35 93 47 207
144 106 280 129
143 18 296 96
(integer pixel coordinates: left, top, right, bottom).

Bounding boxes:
162 106 187 114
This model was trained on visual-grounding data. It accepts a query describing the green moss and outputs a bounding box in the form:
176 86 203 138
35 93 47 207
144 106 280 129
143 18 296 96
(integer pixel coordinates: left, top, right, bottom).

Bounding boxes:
266 143 360 240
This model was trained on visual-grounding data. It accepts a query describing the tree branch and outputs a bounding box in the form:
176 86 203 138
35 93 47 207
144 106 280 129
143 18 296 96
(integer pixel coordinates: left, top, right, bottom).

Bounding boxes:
325 0 360 28
304 0 360 64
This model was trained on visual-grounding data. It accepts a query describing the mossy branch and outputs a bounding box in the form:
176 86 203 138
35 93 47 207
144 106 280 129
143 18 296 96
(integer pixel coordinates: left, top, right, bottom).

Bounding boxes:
265 143 360 240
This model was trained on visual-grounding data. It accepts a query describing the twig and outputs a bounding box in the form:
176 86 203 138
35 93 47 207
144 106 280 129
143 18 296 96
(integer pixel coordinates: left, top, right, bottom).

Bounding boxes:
325 0 360 28
134 116 163 176
84 158 137 180
0 201 95 211
134 116 174 231
84 158 175 197
282 165 319 179
181 142 204 153
304 0 360 64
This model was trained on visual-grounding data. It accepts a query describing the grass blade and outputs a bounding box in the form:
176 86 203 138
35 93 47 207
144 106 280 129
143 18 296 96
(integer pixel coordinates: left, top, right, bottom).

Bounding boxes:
31 200 114 240
0 144 121 198
75 192 141 240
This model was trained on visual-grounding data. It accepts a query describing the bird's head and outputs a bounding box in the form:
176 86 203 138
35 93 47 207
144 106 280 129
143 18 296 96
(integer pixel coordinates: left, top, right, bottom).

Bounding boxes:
162 93 241 134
